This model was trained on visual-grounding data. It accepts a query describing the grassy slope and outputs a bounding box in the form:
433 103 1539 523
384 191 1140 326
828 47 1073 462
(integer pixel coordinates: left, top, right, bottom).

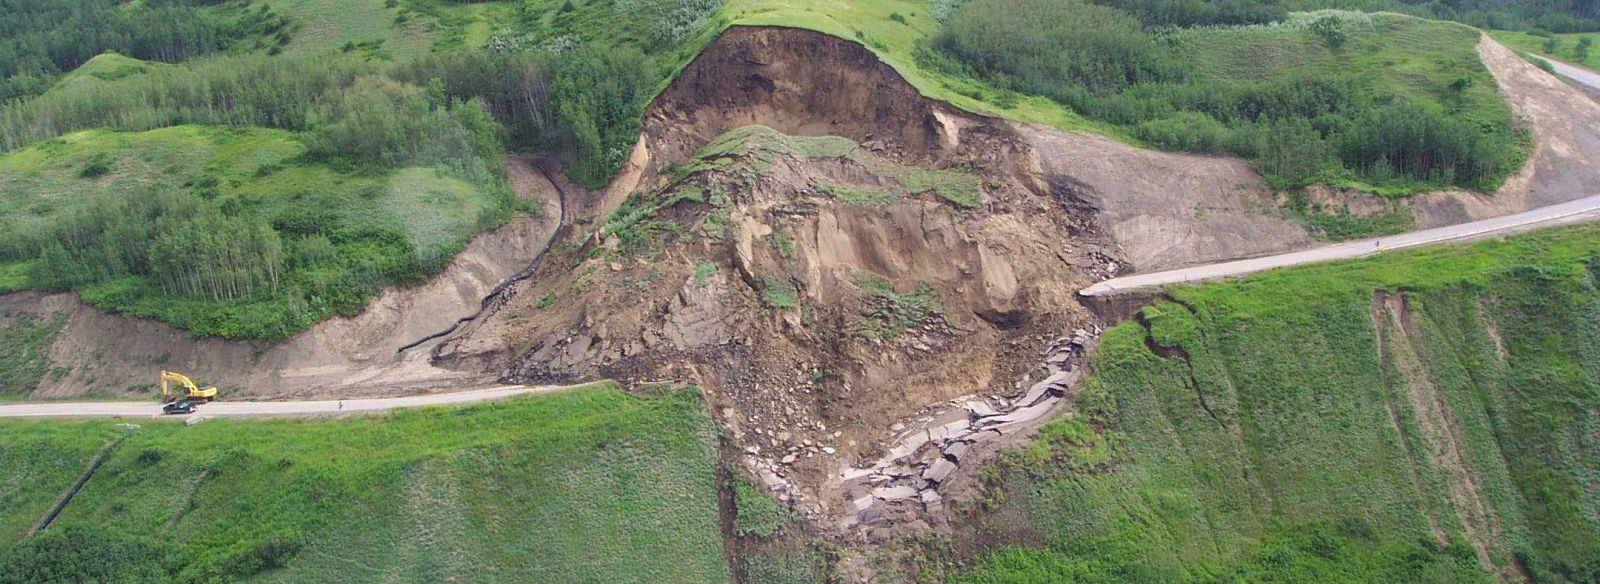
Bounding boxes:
0 385 730 584
275 0 433 58
1490 30 1600 70
0 423 113 542
958 223 1600 582
274 0 517 58
0 313 67 400
0 125 505 338
45 53 173 95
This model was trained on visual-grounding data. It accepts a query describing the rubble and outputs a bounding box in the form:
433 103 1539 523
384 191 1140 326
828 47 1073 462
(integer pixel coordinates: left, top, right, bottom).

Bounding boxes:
832 328 1100 529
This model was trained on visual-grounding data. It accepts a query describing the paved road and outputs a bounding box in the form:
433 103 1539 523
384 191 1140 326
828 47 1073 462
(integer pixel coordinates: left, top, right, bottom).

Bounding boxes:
0 385 566 419
1081 193 1600 296
1547 56 1600 91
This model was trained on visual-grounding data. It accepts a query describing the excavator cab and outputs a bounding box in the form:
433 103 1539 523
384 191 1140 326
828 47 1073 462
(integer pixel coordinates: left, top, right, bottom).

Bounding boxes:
159 371 218 403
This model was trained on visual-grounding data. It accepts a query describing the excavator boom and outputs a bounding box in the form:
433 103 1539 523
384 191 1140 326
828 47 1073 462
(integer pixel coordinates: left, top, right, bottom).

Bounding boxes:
158 371 218 402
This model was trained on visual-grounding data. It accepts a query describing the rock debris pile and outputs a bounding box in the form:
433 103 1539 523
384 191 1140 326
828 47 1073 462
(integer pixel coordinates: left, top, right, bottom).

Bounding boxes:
832 326 1101 530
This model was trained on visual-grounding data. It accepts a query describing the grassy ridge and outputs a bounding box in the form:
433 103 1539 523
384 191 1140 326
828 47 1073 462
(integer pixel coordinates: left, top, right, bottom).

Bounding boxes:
0 385 729 584
958 223 1600 582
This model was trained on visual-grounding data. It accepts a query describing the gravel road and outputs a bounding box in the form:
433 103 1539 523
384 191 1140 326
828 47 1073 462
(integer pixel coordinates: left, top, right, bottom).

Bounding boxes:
0 385 567 419
1081 192 1600 296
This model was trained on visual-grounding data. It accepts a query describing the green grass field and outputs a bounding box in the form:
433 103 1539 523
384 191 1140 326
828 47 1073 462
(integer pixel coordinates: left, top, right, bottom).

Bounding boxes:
1183 13 1520 195
273 0 521 58
0 384 731 584
957 223 1600 582
275 0 434 58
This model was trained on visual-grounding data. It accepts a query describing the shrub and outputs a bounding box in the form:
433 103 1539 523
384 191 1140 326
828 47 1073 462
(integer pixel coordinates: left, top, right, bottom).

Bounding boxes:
78 156 112 178
761 277 799 308
934 0 1181 97
1338 102 1511 191
1134 111 1230 152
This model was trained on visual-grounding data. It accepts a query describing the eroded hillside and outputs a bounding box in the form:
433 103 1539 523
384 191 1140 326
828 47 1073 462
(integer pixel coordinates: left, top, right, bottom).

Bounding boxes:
2 9 1600 583
949 225 1600 583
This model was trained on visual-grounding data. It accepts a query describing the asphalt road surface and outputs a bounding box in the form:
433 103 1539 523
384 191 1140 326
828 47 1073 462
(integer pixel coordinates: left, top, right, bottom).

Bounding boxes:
0 385 566 419
1081 192 1600 296
1548 56 1600 91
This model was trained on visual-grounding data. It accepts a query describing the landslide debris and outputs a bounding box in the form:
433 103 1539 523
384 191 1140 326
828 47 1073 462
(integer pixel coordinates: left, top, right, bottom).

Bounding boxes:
451 117 1115 532
433 29 1138 534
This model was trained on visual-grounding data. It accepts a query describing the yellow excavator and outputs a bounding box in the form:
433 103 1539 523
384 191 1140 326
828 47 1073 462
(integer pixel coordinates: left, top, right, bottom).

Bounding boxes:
159 371 218 403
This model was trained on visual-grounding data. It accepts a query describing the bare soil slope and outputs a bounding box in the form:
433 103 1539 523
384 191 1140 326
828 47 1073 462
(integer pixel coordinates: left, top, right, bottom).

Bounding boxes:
1020 128 1315 270
426 27 1137 530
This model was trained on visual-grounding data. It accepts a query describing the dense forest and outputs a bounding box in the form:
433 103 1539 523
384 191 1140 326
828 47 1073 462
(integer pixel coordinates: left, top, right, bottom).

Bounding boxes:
0 0 290 103
930 0 1525 193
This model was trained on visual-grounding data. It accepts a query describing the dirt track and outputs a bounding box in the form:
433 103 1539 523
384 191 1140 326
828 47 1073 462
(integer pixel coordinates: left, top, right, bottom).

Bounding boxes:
0 384 570 419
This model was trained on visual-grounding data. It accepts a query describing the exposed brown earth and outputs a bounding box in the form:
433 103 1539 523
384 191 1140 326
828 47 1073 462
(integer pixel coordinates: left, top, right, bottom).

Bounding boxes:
1019 126 1314 271
424 27 1129 534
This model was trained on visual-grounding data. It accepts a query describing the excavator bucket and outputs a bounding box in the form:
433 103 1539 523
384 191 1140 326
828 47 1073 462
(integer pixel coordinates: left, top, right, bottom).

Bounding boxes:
159 371 219 403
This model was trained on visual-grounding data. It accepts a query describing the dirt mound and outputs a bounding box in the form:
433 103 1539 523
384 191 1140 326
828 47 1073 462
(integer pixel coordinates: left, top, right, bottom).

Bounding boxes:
1019 127 1315 271
0 156 563 400
646 27 957 166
